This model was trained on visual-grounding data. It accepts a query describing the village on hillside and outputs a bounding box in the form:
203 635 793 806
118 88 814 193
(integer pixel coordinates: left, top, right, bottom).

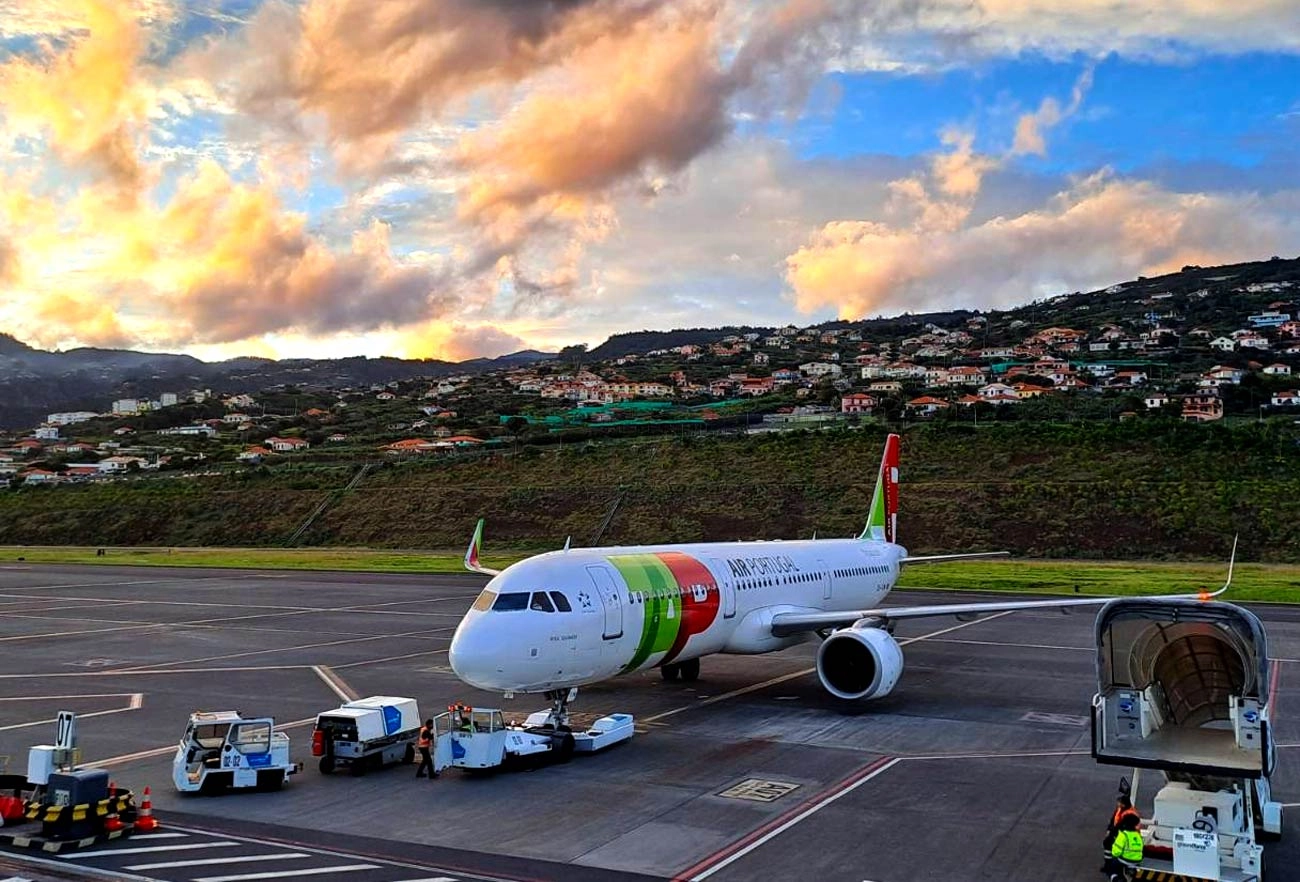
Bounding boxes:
5 272 1300 486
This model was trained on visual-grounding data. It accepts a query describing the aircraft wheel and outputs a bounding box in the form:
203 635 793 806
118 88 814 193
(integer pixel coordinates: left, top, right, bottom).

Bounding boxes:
661 663 679 682
679 659 700 681
555 733 575 764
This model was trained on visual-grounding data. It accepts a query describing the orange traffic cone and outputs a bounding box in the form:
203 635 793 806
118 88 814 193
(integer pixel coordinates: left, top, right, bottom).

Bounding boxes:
102 779 124 832
135 786 159 832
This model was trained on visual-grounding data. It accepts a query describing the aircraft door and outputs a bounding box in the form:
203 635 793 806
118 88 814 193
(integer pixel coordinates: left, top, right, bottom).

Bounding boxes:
585 566 624 640
711 559 737 619
818 559 831 600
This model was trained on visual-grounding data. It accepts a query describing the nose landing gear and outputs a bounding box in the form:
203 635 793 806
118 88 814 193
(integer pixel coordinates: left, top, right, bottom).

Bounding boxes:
660 658 700 682
540 687 578 731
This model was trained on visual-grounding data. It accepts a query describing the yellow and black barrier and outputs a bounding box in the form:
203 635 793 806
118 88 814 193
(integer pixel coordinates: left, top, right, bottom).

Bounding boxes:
1134 868 1212 882
22 791 133 824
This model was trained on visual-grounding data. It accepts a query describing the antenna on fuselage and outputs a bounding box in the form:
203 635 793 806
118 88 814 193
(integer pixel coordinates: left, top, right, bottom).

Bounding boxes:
563 535 572 552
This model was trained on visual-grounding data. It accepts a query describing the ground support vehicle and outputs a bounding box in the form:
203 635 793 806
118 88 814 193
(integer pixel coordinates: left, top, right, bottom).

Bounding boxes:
0 713 138 851
432 703 634 772
1092 599 1283 881
172 711 301 794
312 696 420 775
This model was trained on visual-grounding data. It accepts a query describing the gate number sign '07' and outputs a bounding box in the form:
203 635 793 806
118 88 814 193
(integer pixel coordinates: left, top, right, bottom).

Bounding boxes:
55 711 76 750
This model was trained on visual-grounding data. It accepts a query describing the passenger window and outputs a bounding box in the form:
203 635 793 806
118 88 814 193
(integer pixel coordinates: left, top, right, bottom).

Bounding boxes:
550 591 572 612
471 589 497 612
492 593 529 611
531 592 555 612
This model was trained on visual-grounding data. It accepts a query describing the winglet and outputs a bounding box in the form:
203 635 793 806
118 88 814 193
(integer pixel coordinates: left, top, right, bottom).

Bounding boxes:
464 518 502 576
1200 534 1237 601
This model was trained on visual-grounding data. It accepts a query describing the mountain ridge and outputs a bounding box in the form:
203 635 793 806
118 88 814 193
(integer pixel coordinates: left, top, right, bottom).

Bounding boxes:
4 252 1298 428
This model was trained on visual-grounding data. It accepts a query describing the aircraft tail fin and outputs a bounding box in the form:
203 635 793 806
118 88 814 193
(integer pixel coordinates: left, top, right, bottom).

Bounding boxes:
859 433 900 543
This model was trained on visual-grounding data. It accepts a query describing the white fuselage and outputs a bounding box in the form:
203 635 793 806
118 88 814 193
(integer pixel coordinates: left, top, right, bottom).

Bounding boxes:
449 538 906 693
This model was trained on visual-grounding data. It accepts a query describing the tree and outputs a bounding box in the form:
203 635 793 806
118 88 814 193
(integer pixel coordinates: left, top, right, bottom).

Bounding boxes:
558 344 587 370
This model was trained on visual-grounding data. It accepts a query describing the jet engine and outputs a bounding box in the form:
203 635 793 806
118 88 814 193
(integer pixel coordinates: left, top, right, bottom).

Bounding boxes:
816 624 904 700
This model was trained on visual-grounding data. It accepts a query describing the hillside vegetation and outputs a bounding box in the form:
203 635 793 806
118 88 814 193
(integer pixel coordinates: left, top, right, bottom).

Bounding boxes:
1 420 1297 562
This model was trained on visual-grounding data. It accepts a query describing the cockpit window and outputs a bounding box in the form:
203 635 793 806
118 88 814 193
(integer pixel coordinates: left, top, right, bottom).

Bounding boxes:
471 590 497 612
549 591 572 612
530 592 555 612
492 592 529 612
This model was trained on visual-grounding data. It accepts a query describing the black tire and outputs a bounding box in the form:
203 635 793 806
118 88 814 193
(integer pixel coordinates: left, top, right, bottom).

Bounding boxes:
199 773 229 795
679 658 700 681
661 663 679 681
555 733 576 764
349 757 367 776
318 756 335 775
258 770 285 792
403 744 416 765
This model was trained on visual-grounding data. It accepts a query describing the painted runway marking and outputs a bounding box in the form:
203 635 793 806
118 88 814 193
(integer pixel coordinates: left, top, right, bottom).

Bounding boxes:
130 833 189 840
113 626 455 672
682 756 901 881
645 611 1016 724
312 664 359 702
125 853 310 871
0 593 471 650
0 664 317 680
163 824 478 882
194 865 381 882
0 692 142 732
62 841 240 858
1020 711 1089 727
928 637 1091 652
334 647 450 669
1269 658 1282 719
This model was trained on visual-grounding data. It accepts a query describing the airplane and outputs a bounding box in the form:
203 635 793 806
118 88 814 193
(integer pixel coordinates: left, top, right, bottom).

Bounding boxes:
448 433 1232 730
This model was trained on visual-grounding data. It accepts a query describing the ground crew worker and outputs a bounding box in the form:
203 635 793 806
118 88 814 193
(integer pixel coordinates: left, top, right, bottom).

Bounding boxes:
1105 814 1144 882
1104 794 1140 849
415 718 436 779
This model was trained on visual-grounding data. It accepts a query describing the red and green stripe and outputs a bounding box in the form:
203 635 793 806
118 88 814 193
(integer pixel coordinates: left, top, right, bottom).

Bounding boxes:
610 551 719 673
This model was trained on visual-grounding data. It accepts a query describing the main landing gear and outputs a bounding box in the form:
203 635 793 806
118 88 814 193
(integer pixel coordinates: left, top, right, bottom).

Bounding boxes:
660 659 700 682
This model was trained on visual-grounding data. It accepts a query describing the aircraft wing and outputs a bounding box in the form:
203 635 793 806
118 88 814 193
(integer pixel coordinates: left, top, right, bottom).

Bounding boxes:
901 551 1010 564
768 592 1218 637
770 537 1236 638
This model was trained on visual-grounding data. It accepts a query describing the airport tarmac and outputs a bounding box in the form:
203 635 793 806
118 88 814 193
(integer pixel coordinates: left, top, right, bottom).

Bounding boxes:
0 564 1295 882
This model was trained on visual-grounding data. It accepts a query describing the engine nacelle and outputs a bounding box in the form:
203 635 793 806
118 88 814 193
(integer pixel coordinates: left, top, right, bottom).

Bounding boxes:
816 625 904 700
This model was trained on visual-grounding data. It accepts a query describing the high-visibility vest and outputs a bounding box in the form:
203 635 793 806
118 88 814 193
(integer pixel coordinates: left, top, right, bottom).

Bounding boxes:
1112 806 1139 828
1112 829 1143 862
417 727 432 749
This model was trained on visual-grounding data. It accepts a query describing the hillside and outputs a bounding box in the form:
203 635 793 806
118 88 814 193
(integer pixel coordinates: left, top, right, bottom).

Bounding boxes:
2 421 1297 562
0 339 554 429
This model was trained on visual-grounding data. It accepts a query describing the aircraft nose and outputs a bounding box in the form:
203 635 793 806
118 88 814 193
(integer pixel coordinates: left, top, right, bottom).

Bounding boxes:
448 618 504 690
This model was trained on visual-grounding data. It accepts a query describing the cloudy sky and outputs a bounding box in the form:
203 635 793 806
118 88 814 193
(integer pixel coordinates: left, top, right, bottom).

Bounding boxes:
1 1 1298 362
